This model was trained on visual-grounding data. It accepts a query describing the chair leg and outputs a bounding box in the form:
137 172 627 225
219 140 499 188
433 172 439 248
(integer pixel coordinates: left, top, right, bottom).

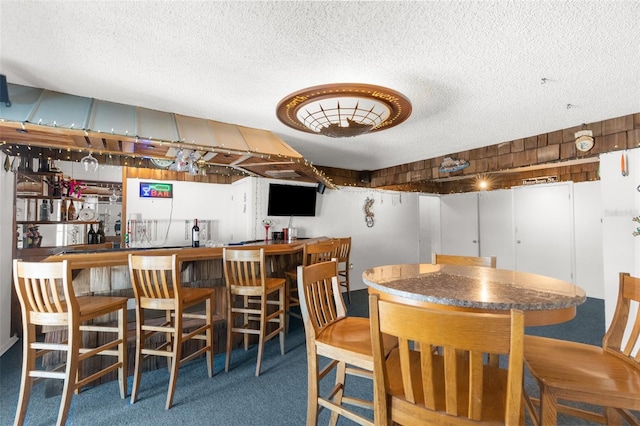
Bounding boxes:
539 386 559 426
165 316 182 409
57 327 80 426
243 296 250 351
130 308 144 404
14 325 36 426
279 286 285 355
255 298 266 377
117 305 127 399
306 352 320 426
329 361 347 426
225 293 233 373
605 407 623 425
205 296 214 378
343 273 351 304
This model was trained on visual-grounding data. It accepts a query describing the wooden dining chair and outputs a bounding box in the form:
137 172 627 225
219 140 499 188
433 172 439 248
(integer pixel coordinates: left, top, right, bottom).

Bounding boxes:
285 239 340 329
432 252 497 268
369 293 525 426
297 260 397 426
523 272 640 425
336 237 352 304
223 247 285 376
128 254 214 409
12 259 128 426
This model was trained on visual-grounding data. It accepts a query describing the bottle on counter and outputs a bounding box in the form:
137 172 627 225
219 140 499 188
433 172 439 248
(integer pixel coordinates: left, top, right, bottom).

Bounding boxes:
87 223 96 244
60 199 67 222
96 221 106 244
192 219 200 247
67 200 76 221
39 200 50 222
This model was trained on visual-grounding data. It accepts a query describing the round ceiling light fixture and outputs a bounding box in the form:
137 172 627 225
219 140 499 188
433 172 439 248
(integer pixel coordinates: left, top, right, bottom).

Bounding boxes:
276 83 412 138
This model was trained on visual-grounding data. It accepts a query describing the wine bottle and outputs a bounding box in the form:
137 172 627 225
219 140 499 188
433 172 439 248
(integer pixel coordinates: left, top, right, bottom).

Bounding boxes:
60 199 67 222
88 224 96 244
192 219 200 247
67 200 76 221
39 200 50 221
96 221 106 244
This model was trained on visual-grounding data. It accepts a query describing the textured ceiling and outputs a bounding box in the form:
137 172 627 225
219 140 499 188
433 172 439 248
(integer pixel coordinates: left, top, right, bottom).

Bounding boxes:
1 1 639 172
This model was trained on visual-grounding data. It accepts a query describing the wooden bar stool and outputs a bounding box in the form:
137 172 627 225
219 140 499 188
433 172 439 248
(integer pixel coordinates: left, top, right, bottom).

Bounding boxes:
223 247 285 376
128 254 215 409
369 294 525 425
336 237 352 304
285 239 340 330
12 259 128 426
523 272 640 425
297 260 397 425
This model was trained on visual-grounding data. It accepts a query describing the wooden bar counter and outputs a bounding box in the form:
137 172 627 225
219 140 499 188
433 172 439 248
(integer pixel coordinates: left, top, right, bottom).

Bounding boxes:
20 238 327 373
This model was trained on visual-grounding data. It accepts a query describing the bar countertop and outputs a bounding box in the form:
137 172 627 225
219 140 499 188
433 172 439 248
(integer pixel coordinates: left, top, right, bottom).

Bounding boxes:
43 237 327 269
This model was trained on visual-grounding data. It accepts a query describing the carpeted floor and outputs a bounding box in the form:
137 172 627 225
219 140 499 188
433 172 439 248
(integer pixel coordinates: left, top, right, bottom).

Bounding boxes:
0 290 607 425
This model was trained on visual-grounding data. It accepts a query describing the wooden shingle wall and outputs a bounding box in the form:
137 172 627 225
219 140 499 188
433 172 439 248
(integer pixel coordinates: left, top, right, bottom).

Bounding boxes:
319 113 640 193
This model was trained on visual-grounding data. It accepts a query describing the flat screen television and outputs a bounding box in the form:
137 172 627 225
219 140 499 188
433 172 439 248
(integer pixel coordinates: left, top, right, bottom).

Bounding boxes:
267 183 317 216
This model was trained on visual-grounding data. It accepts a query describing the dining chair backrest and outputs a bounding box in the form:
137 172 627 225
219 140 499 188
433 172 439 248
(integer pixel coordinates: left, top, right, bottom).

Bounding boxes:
369 294 524 425
14 259 76 325
223 248 266 294
432 253 497 268
603 272 640 363
129 254 181 309
335 237 353 303
336 237 351 265
297 259 344 339
303 239 340 267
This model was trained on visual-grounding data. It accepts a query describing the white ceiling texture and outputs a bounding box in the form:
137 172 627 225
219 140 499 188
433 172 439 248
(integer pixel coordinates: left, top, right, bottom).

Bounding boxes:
1 1 639 172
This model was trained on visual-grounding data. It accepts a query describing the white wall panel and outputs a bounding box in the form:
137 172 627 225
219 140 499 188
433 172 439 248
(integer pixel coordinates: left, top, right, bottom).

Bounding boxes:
600 148 640 325
478 189 515 270
440 192 480 256
573 181 604 298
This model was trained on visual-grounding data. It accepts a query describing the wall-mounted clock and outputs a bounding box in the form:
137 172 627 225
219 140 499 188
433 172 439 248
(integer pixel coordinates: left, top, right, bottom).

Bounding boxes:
574 129 594 152
150 158 174 169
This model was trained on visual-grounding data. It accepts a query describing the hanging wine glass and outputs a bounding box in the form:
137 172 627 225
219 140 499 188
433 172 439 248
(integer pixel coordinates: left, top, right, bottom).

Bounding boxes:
174 149 187 172
109 188 119 205
80 152 99 173
188 151 199 175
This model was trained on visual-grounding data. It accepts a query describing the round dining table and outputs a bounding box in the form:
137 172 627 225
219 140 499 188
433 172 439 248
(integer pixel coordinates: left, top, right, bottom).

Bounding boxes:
362 264 586 326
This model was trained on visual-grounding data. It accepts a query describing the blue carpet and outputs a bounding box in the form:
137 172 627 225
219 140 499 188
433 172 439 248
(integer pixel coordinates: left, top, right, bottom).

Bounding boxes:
0 291 607 425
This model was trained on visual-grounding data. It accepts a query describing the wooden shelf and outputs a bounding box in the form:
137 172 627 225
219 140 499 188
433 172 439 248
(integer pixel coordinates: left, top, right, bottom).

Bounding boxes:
16 220 99 225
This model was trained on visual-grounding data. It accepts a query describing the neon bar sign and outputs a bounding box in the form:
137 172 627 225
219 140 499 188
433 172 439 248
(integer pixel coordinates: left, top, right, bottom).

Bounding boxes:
139 182 173 198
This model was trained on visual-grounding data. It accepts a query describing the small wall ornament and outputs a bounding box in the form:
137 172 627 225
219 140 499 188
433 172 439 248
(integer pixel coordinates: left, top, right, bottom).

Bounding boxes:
633 216 640 237
363 197 375 228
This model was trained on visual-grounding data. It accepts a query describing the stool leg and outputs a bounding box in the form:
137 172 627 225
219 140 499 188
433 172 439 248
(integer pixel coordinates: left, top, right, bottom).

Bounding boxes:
57 326 80 426
130 307 144 404
14 324 36 426
255 297 266 377
117 305 127 399
306 351 320 426
166 313 182 409
225 292 233 373
279 286 285 355
329 361 347 426
205 296 214 378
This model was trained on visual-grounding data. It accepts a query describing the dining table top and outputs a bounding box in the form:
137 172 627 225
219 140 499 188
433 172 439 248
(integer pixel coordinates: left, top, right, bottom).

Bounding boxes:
362 263 587 326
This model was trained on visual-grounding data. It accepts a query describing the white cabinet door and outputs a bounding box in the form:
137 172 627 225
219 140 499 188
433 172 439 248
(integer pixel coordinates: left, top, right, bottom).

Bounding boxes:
479 190 515 270
440 192 480 256
513 183 574 282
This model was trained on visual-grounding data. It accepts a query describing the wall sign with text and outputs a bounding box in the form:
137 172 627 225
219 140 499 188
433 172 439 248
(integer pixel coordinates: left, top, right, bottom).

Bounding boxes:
139 182 173 198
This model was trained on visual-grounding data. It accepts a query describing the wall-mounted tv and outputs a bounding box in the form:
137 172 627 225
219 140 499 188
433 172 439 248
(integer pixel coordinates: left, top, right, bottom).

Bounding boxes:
267 183 317 216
